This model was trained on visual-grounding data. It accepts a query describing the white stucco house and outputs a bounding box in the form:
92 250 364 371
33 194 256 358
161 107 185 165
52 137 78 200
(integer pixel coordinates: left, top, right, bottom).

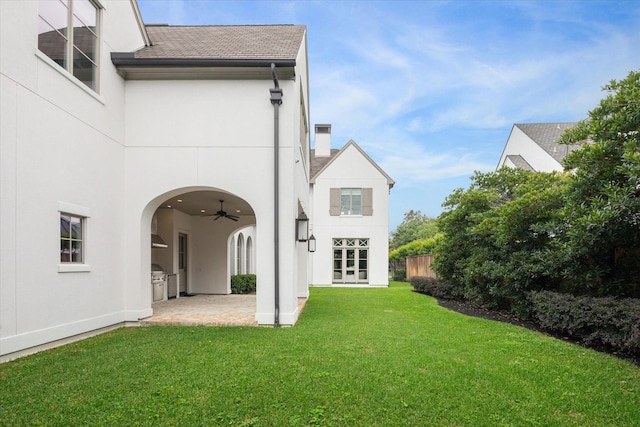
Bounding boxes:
308 125 395 287
497 122 581 172
1 0 394 359
1 0 313 357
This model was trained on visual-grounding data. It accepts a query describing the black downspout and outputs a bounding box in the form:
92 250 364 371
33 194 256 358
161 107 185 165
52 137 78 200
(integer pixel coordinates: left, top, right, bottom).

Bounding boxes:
270 63 283 328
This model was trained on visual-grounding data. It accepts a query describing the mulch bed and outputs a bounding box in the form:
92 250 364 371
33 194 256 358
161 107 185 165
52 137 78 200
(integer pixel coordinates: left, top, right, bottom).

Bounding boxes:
436 298 640 366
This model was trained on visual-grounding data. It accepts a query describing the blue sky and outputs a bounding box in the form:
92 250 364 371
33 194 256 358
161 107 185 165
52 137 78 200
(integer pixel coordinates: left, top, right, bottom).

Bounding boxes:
137 0 640 231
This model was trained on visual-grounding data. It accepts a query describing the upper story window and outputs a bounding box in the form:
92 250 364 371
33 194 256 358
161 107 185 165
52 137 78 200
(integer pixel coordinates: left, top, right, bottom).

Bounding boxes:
38 0 100 91
341 188 362 215
330 188 373 216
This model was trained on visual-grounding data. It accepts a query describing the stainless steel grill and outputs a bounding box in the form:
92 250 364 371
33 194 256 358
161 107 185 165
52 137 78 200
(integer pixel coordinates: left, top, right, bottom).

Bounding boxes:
151 264 167 302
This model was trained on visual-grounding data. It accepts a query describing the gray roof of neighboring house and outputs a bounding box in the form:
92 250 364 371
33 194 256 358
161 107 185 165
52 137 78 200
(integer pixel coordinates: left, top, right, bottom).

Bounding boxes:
515 122 581 163
505 155 534 171
135 25 306 60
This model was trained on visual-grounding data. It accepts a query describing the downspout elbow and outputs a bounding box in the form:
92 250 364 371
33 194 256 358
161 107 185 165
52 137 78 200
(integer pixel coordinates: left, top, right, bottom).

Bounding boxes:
270 63 283 105
271 63 280 89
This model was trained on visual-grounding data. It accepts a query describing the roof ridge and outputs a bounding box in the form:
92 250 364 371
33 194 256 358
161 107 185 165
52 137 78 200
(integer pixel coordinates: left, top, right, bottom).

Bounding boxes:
515 121 577 126
145 24 302 28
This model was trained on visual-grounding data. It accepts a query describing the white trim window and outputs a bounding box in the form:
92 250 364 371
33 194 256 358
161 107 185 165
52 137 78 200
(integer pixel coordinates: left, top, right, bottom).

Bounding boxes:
38 0 101 91
60 213 85 263
341 188 362 215
58 202 91 272
332 238 369 284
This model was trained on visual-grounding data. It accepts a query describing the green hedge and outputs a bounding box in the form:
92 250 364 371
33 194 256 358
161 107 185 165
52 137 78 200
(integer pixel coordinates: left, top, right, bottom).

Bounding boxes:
410 276 456 300
529 290 640 356
231 274 256 294
389 234 442 261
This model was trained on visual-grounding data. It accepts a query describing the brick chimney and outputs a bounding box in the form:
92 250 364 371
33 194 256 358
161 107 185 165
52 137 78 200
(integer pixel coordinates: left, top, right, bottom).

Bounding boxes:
314 124 331 157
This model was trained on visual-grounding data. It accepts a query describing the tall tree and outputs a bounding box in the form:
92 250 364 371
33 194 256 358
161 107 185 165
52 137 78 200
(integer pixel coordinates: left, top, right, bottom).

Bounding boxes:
390 210 438 250
559 69 640 297
435 168 567 312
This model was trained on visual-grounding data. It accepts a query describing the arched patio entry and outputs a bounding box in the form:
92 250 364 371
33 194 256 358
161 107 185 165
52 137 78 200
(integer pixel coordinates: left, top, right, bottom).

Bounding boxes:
146 188 256 305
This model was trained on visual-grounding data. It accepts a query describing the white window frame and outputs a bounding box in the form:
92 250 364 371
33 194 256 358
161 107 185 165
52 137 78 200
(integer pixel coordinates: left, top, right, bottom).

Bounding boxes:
341 188 362 216
37 0 103 94
58 202 91 273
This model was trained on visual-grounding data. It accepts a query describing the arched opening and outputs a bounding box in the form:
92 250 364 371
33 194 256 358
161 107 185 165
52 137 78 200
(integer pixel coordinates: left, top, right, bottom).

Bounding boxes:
237 233 245 275
145 189 257 316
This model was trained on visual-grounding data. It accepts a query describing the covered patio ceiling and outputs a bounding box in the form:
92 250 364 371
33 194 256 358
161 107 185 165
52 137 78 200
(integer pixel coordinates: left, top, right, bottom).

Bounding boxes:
158 190 255 218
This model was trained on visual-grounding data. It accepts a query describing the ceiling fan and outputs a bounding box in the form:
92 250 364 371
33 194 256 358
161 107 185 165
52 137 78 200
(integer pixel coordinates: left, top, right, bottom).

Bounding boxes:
212 199 239 221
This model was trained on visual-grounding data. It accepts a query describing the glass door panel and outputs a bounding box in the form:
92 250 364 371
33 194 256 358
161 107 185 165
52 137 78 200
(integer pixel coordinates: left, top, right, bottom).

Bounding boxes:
333 249 343 280
346 249 355 281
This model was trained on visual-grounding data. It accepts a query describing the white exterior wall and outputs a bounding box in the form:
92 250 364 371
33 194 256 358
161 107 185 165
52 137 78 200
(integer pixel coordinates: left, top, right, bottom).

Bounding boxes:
1 1 310 356
310 144 390 287
0 0 145 355
497 126 563 172
122 31 310 326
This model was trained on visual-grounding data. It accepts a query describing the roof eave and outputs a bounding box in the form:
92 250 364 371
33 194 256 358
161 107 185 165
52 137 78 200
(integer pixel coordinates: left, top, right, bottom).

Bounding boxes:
110 53 296 69
110 54 297 80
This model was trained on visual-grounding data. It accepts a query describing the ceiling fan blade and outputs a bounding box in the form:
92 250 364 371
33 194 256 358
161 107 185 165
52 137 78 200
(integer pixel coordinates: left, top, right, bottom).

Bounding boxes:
214 215 222 220
228 216 239 221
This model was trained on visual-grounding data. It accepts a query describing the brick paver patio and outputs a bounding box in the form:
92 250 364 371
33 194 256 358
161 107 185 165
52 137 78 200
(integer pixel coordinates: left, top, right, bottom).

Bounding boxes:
141 294 307 326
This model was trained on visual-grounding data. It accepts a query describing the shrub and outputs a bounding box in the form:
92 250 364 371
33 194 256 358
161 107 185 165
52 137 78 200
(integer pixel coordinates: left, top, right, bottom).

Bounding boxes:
410 276 429 293
231 274 256 294
393 269 406 282
410 276 455 300
529 290 640 356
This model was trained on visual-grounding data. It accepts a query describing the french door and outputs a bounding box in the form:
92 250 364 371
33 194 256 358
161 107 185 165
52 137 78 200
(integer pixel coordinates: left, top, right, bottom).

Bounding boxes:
332 238 368 284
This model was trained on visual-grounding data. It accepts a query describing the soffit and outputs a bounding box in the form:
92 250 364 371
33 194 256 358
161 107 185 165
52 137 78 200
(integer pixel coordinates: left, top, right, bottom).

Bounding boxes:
114 65 296 80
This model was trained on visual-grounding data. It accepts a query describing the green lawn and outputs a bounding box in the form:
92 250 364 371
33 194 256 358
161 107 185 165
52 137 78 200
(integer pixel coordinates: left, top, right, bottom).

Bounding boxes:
1 282 638 426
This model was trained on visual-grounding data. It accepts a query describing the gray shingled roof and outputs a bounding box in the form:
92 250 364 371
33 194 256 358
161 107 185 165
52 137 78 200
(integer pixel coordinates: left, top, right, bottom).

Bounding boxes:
505 155 534 171
515 122 581 163
134 25 306 60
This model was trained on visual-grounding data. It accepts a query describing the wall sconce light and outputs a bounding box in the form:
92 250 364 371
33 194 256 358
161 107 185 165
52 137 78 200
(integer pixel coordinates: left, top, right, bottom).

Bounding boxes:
296 212 309 242
308 234 316 252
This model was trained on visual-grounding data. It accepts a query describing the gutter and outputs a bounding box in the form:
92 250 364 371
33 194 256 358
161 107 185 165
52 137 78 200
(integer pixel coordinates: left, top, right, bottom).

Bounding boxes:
110 53 296 69
270 63 283 328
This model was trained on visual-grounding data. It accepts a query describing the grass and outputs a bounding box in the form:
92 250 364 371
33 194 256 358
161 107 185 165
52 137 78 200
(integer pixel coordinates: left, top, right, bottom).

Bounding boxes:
1 282 638 426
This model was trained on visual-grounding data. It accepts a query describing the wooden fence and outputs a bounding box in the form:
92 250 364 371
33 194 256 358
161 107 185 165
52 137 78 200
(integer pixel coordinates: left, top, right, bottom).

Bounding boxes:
405 254 436 280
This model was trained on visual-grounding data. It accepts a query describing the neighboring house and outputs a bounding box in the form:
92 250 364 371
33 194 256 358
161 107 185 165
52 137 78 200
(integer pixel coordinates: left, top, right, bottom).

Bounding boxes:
309 125 395 287
496 122 582 172
1 0 311 357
